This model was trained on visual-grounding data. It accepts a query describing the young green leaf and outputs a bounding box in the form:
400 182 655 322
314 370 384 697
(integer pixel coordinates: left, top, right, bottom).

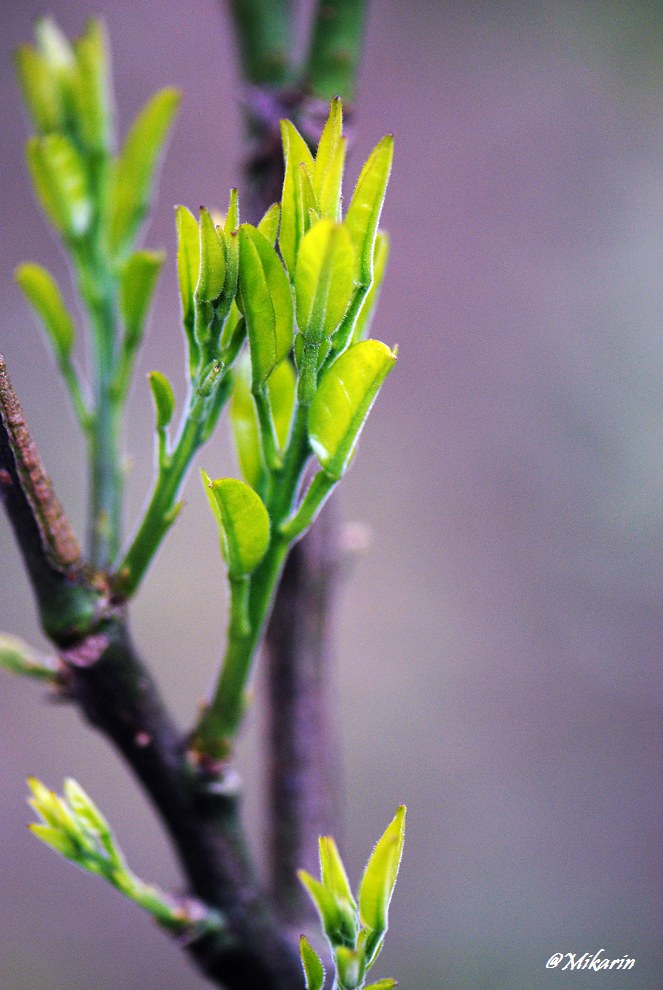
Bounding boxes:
26 134 92 238
319 835 356 913
298 869 347 945
175 204 200 372
201 473 270 578
344 134 394 286
230 355 295 490
300 935 325 990
314 97 346 221
295 220 355 344
279 119 315 277
196 207 226 304
309 340 397 480
230 355 263 490
119 250 165 349
71 19 111 152
15 262 75 358
0 633 56 681
358 806 406 936
363 981 398 989
238 224 294 390
352 232 390 344
223 187 240 235
107 87 180 256
148 371 175 430
257 202 280 246
14 45 64 133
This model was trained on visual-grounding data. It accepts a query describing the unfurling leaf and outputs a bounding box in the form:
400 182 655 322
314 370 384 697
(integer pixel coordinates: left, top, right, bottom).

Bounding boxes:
107 87 180 255
119 249 165 349
257 202 280 246
279 119 315 277
309 340 396 480
314 97 346 221
148 371 175 429
344 134 393 286
201 473 270 578
16 262 75 357
196 207 226 303
295 220 355 344
71 19 111 152
358 805 406 937
238 224 294 390
175 204 200 372
319 836 356 913
27 134 92 238
300 935 325 990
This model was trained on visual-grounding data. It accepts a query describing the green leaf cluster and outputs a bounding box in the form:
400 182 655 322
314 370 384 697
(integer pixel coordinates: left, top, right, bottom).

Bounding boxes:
298 807 406 990
14 17 178 568
193 98 396 761
27 777 223 937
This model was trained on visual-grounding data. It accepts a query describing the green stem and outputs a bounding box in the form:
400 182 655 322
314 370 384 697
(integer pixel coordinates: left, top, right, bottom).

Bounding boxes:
254 387 283 471
305 0 367 102
225 0 293 87
115 374 231 598
279 471 337 542
191 404 310 761
80 253 122 570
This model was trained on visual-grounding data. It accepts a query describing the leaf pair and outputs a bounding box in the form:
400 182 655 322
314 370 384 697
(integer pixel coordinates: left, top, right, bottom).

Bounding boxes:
298 807 406 990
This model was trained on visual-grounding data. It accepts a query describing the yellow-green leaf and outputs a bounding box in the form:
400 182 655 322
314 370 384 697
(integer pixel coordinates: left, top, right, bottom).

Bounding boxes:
201 473 270 578
119 249 165 348
196 207 226 303
299 935 325 990
0 633 56 681
16 262 75 357
363 981 398 989
238 224 294 390
319 835 356 911
314 97 346 221
27 134 92 238
309 340 396 480
148 371 175 429
223 187 240 235
279 119 315 278
344 134 393 285
230 354 294 490
257 202 280 246
358 805 406 936
14 45 64 133
107 87 180 255
298 869 345 944
175 205 200 372
71 19 111 151
295 220 355 344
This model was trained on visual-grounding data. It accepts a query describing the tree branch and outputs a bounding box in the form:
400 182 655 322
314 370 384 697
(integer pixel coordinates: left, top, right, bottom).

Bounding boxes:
62 616 303 990
0 354 104 644
1 353 303 988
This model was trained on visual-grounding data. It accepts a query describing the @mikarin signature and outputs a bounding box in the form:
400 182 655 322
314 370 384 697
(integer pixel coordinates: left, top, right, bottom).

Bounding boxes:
546 949 635 972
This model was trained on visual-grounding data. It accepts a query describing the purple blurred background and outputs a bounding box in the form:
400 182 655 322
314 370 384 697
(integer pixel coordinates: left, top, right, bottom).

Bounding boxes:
1 2 662 988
